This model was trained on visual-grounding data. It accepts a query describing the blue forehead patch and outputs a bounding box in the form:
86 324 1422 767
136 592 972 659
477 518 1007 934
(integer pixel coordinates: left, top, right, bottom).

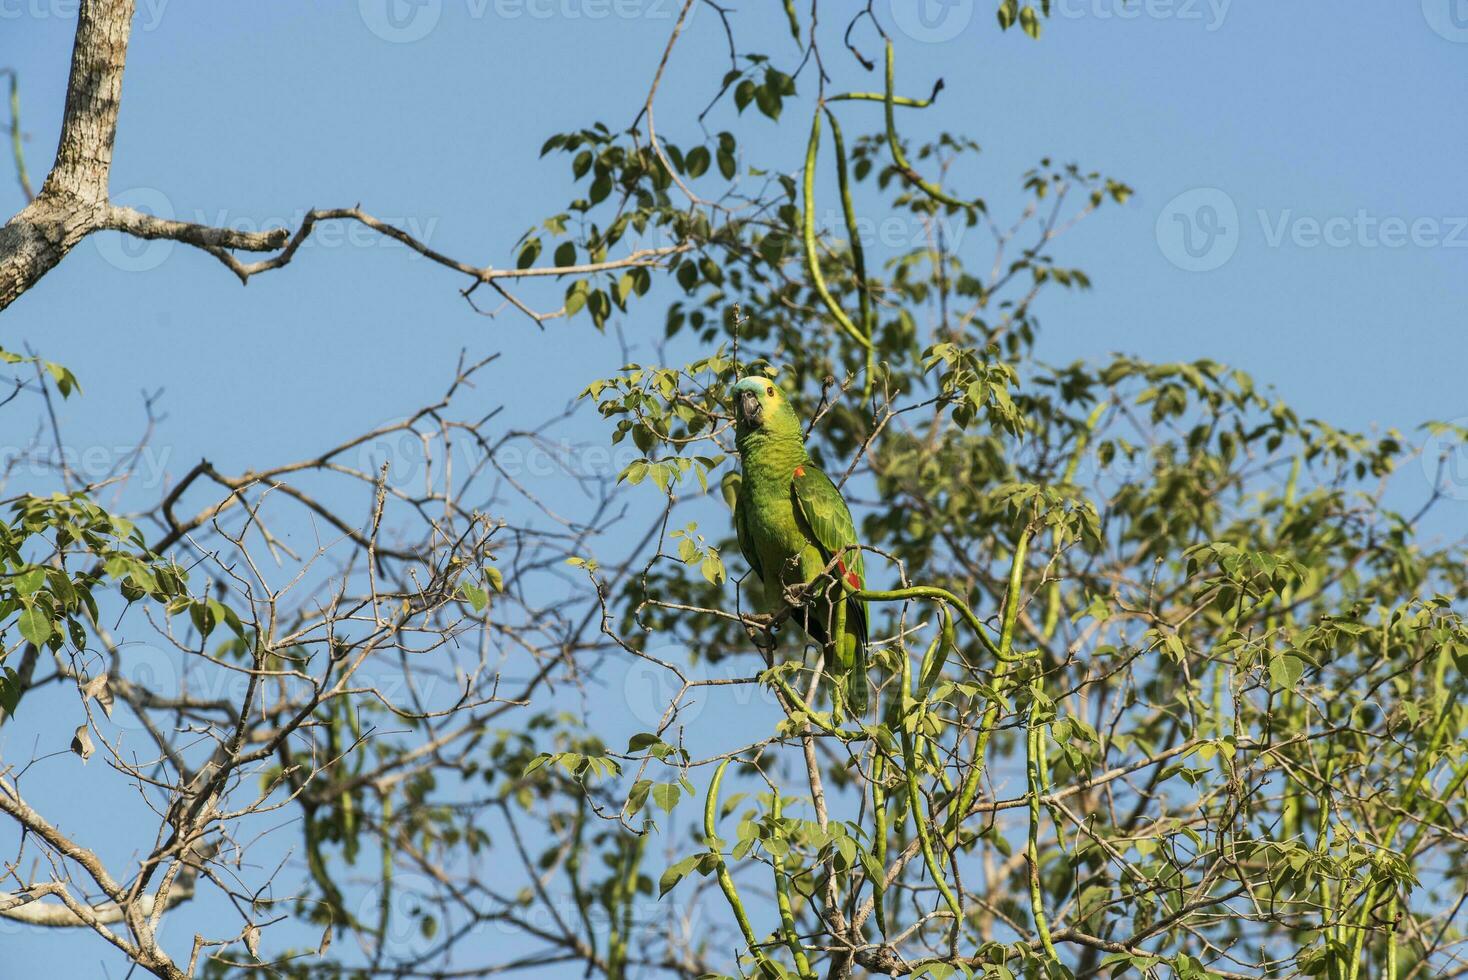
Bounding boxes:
732 376 773 394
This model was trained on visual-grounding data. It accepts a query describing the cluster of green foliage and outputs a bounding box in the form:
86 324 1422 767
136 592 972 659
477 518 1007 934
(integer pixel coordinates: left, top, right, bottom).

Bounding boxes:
0 347 205 719
531 21 1467 980
4 4 1466 979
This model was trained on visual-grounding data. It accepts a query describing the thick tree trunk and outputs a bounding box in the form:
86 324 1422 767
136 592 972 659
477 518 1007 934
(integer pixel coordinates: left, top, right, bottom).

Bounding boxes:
0 0 134 312
0 191 108 310
0 0 663 316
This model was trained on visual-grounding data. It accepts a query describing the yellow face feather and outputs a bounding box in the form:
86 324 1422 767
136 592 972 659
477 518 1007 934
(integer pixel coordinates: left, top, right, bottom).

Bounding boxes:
732 376 797 436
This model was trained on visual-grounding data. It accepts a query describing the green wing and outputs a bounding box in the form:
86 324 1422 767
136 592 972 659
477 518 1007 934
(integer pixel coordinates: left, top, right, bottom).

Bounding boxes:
790 465 865 587
791 465 869 715
732 478 764 582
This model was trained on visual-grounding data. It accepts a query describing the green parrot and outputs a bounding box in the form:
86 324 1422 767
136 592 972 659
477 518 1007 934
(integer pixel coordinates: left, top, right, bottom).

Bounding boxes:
730 376 869 715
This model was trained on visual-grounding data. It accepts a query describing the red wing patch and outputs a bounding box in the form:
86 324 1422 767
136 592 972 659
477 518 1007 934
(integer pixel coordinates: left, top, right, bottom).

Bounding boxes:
836 558 862 589
794 465 806 477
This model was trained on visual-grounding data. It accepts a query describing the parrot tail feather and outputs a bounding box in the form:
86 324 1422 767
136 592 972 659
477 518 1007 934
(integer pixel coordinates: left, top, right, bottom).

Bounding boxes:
797 594 870 720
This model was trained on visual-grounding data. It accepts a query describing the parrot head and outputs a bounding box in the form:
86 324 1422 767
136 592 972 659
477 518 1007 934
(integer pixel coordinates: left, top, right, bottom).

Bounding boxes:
731 376 799 439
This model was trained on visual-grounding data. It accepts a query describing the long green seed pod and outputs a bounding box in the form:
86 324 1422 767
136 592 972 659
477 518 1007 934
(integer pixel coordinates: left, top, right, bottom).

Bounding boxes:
871 750 889 938
824 106 876 392
902 731 963 924
782 0 801 45
883 41 983 213
851 584 1035 663
829 90 938 108
1043 402 1107 639
898 641 964 924
916 606 955 698
767 670 867 742
951 532 1031 836
1343 705 1468 978
1026 702 1060 965
802 106 875 357
706 759 779 978
770 792 815 979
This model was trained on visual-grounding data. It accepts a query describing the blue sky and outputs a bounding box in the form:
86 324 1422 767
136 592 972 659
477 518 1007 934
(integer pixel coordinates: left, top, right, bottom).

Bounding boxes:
4 1 1467 973
7 1 1467 459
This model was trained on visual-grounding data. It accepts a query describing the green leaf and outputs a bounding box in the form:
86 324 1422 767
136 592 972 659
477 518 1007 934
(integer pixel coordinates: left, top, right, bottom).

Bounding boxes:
516 237 541 269
460 583 488 612
685 146 710 178
621 459 649 486
0 666 21 717
652 782 681 813
588 174 612 206
659 855 699 897
13 568 44 595
628 779 652 814
45 362 79 397
627 732 664 752
1019 3 1041 38
734 79 755 113
190 599 214 638
1269 652 1307 692
16 605 52 647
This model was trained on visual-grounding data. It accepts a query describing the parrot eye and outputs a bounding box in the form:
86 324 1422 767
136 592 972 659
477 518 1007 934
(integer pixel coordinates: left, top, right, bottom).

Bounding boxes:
766 385 774 397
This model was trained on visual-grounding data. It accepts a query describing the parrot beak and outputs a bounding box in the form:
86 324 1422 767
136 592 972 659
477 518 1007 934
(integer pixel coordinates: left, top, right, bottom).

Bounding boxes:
737 389 763 427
